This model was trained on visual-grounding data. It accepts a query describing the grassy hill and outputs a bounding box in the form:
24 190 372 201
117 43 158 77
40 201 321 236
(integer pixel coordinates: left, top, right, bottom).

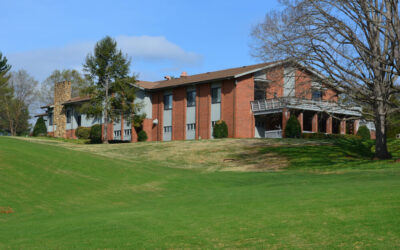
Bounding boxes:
1 137 400 248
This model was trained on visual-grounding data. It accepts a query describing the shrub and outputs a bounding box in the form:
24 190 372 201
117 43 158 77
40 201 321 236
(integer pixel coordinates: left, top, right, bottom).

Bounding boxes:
32 117 47 136
138 130 148 142
213 120 228 138
388 124 400 139
285 115 301 138
356 125 371 140
89 124 102 144
75 127 91 139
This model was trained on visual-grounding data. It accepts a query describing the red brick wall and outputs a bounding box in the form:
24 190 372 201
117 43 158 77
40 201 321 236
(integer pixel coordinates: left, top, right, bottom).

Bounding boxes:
266 66 284 98
47 132 54 137
221 79 235 138
65 129 76 139
172 87 186 140
197 83 211 139
295 69 312 99
235 75 255 138
101 122 114 141
142 118 153 141
151 92 163 141
323 88 338 102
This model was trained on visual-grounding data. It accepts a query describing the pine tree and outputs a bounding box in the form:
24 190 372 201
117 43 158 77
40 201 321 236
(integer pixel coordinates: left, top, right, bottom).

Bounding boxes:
33 116 47 136
82 36 138 143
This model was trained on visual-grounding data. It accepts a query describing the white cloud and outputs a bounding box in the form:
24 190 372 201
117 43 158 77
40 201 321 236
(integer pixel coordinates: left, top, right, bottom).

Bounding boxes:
6 36 203 81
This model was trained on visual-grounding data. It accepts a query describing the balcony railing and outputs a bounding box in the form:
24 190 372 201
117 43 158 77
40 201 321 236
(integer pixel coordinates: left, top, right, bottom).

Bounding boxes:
251 97 361 116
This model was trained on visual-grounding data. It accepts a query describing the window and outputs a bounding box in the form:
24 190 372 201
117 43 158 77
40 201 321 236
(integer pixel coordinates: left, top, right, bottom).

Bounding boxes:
124 129 131 136
211 87 221 104
114 130 121 137
186 123 196 130
187 90 196 107
312 90 322 101
48 113 53 126
164 94 172 110
164 126 172 133
66 110 71 123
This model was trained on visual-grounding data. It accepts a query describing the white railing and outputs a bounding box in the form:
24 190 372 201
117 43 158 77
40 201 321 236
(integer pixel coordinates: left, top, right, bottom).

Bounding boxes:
264 130 282 138
251 97 361 116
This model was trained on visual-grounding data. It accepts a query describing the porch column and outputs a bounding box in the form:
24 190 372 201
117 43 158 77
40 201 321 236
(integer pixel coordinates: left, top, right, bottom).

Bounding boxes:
326 116 333 134
282 108 290 137
297 112 304 133
312 113 318 133
340 119 346 134
353 119 359 135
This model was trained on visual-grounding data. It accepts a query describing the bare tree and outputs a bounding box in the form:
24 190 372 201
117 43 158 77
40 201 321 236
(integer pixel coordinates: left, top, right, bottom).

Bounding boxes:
40 69 89 105
3 70 39 135
252 0 400 159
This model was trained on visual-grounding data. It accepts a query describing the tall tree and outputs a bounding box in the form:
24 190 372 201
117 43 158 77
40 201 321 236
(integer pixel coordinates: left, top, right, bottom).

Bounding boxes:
252 0 400 159
2 70 38 135
82 36 138 143
40 69 89 105
0 52 12 133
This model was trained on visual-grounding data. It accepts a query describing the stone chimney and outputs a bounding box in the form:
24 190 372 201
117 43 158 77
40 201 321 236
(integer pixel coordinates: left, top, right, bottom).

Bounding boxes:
180 72 188 77
54 81 72 138
164 76 171 80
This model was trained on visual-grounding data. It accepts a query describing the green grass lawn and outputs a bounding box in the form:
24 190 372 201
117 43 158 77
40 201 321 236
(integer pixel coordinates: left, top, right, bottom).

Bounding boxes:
1 137 400 249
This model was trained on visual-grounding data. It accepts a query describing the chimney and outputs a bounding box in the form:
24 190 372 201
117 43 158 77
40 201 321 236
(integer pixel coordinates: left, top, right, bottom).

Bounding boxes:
180 72 188 77
164 76 171 80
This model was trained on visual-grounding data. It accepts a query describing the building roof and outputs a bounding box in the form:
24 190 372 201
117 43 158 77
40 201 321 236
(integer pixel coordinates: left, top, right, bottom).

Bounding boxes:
34 113 47 117
62 96 91 105
136 61 286 90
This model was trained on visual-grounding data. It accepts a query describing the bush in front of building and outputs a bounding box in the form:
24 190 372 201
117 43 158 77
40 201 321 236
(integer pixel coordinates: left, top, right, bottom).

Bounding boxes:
75 127 91 139
388 124 400 139
356 125 371 140
213 120 228 138
138 130 148 142
32 117 47 137
285 115 301 138
89 124 102 143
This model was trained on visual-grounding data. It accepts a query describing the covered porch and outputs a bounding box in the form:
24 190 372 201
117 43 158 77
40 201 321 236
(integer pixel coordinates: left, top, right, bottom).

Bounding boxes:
252 98 361 138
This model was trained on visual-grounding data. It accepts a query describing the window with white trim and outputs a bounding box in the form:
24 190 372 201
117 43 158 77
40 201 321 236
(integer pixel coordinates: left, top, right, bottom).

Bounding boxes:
186 123 196 130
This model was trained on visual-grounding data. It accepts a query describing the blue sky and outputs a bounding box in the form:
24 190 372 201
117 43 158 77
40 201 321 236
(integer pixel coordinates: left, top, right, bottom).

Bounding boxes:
1 0 280 82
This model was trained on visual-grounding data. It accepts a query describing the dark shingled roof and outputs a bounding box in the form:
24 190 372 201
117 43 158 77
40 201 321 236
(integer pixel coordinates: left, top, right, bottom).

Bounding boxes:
62 96 91 105
136 61 283 90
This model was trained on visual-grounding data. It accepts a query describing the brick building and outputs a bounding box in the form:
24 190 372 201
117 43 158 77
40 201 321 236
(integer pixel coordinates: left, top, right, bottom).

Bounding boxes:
39 60 372 141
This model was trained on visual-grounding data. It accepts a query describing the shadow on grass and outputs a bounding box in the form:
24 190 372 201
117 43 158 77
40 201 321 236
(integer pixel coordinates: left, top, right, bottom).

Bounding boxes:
256 138 377 171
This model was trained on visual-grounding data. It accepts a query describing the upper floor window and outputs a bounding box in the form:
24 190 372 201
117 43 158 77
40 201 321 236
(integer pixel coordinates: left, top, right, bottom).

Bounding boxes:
66 110 72 124
187 90 196 107
211 87 221 104
312 90 322 101
164 94 172 110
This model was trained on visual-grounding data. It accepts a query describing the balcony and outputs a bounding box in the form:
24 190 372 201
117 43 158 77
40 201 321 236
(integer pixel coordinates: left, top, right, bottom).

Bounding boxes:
251 97 361 116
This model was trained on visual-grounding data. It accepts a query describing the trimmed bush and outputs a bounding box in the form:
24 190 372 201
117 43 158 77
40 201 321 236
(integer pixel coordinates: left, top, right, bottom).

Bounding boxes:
89 124 102 144
138 130 148 142
32 117 47 136
75 127 91 139
356 125 371 140
285 115 301 138
213 120 228 138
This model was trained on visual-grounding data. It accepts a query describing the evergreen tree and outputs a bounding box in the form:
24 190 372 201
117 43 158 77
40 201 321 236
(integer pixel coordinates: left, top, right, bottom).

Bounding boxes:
82 36 138 143
33 116 47 136
285 115 301 138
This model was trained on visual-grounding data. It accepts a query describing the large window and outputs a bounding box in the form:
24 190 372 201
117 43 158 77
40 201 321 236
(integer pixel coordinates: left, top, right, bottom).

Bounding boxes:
187 90 196 107
312 90 322 101
211 87 221 104
66 110 71 124
164 94 172 110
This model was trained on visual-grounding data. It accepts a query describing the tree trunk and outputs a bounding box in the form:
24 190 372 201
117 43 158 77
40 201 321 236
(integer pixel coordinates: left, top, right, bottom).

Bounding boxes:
374 102 391 159
103 77 109 144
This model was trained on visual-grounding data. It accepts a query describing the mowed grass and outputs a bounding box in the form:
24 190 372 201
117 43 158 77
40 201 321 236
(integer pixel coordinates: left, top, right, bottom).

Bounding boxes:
1 137 400 248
